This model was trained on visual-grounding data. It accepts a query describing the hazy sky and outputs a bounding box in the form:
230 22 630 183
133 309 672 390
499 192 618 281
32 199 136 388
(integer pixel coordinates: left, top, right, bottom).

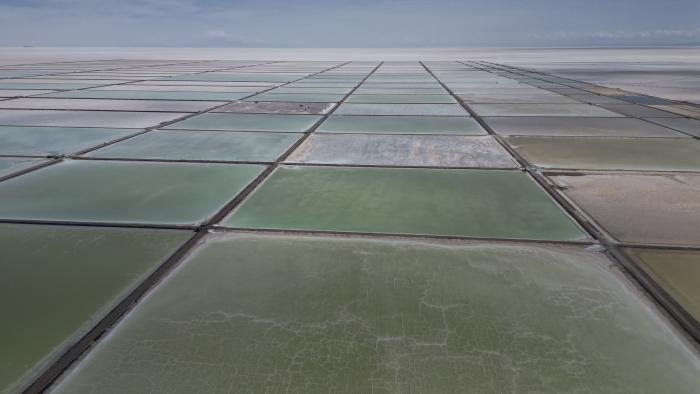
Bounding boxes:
0 0 698 47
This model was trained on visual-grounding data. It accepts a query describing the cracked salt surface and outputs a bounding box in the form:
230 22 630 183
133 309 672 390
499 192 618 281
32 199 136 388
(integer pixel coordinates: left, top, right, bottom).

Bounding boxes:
52 233 700 393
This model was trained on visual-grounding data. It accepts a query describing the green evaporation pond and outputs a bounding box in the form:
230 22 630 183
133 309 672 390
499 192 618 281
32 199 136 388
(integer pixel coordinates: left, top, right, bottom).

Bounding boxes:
162 74 305 83
0 83 95 90
0 126 136 156
335 103 468 116
270 87 352 94
0 160 264 225
224 166 586 241
361 83 443 89
303 78 363 83
0 70 58 78
51 233 700 393
164 113 322 132
353 88 447 94
41 90 249 101
291 82 357 87
345 94 455 104
0 157 43 177
0 224 190 393
90 130 301 162
246 93 345 103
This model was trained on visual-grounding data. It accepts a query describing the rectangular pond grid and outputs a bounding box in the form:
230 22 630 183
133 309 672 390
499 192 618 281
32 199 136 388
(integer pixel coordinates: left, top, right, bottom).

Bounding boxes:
0 58 699 393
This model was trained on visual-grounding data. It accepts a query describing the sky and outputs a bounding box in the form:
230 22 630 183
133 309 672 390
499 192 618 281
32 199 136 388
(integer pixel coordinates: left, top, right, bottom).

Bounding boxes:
0 0 698 47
